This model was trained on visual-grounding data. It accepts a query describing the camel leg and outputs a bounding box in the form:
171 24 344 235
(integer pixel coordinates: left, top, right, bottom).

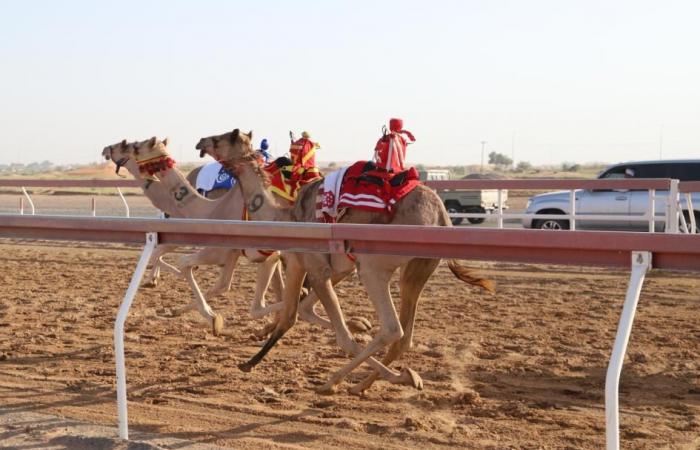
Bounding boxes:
177 248 232 335
240 253 306 371
181 266 225 335
249 258 287 338
250 256 285 318
205 250 241 298
349 258 439 395
297 271 347 329
316 261 420 394
144 244 180 287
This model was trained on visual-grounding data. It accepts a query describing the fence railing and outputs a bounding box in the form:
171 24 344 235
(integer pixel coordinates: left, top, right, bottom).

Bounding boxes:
0 214 699 450
3 178 697 233
0 179 140 217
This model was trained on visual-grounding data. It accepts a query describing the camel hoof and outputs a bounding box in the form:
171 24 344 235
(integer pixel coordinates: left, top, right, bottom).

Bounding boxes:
315 383 337 395
253 322 275 339
173 306 190 316
347 383 368 397
347 317 372 333
238 362 254 373
143 280 157 288
212 314 224 336
399 367 423 390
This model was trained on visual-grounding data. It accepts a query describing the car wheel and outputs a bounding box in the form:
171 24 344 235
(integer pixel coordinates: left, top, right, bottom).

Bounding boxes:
533 218 569 230
446 204 463 226
466 206 486 224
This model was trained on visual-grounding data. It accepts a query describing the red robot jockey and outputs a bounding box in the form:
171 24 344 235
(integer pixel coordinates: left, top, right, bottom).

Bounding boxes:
289 131 321 184
373 118 416 172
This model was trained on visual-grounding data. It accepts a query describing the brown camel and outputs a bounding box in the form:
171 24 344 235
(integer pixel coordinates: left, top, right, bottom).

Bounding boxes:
138 163 228 286
196 128 494 394
102 139 285 335
103 138 362 337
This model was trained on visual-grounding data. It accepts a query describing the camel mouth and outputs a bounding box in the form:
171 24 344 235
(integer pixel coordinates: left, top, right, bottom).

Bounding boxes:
114 157 128 176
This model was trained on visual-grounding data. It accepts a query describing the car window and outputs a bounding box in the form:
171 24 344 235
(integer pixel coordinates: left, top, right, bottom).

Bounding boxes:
634 164 667 178
599 166 627 179
668 163 700 181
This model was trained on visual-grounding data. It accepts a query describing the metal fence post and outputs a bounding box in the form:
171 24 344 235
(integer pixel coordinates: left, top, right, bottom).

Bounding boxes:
569 190 577 231
605 251 651 450
117 187 130 218
21 187 35 215
114 232 158 440
497 189 503 228
666 180 679 233
648 189 655 233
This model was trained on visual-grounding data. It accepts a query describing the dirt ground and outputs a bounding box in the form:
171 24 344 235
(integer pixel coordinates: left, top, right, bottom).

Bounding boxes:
0 239 699 449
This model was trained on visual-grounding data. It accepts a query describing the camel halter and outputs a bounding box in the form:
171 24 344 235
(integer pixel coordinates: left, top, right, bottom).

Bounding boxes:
106 145 129 177
135 146 176 178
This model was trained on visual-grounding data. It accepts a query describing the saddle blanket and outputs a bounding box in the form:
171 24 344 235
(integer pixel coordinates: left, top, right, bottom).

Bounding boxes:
316 161 420 222
196 162 235 197
265 156 321 202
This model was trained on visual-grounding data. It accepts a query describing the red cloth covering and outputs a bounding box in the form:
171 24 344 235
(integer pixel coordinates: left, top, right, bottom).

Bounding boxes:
289 137 320 184
264 157 321 202
334 161 420 215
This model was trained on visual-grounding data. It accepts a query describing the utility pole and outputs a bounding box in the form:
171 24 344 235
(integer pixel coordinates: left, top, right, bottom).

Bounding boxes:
659 125 663 159
511 131 516 170
480 141 487 173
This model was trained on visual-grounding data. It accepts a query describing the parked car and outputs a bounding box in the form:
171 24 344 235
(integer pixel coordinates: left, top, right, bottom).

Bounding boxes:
522 160 700 231
419 170 509 225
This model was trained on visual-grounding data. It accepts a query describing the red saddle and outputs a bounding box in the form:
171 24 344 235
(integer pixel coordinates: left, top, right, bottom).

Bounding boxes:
317 161 420 222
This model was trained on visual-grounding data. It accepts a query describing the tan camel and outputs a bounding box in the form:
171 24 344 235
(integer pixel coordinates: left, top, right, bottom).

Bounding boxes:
104 142 228 288
140 164 229 287
196 128 494 394
102 139 286 335
108 138 372 337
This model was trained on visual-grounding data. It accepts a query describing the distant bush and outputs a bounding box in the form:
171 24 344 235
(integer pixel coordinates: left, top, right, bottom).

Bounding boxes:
515 161 533 172
561 162 581 172
488 152 513 167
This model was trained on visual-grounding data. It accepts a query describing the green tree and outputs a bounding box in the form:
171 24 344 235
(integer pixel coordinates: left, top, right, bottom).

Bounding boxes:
488 151 513 167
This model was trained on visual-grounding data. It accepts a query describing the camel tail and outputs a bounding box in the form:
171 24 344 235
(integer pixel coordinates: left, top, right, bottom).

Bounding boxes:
447 260 495 294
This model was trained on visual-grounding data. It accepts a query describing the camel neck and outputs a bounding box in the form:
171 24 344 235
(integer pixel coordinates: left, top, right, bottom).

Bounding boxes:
233 162 288 221
121 162 179 216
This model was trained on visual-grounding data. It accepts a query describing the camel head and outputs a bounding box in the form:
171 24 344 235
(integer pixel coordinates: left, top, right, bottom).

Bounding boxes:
196 128 255 166
102 139 136 177
131 136 175 179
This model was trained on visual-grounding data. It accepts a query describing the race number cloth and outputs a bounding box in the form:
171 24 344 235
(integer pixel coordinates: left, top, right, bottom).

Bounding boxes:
316 166 349 220
196 162 235 196
316 161 420 222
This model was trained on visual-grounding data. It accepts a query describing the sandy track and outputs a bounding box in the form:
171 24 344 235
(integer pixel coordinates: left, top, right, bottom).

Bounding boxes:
0 239 699 449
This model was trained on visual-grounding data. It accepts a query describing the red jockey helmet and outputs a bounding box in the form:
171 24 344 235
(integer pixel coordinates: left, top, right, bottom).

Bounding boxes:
389 118 403 133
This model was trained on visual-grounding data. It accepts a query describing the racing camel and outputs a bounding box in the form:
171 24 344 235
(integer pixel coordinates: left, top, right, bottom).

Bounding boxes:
103 138 371 336
102 139 284 335
195 128 494 394
105 143 229 288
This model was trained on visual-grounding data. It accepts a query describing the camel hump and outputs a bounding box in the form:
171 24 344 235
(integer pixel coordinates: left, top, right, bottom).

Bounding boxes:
447 260 495 293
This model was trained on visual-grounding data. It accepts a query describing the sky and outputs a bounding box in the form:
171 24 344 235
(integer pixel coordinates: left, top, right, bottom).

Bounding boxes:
1 0 699 167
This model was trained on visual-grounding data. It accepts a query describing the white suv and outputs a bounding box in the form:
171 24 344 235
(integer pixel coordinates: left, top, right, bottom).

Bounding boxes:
522 160 700 231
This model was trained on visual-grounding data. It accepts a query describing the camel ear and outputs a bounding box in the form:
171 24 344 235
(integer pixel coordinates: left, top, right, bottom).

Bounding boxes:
246 130 253 140
120 139 127 148
149 136 157 147
162 137 169 146
230 128 240 143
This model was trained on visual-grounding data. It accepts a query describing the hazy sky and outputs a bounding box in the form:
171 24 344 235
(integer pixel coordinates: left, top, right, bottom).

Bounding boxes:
1 0 698 166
